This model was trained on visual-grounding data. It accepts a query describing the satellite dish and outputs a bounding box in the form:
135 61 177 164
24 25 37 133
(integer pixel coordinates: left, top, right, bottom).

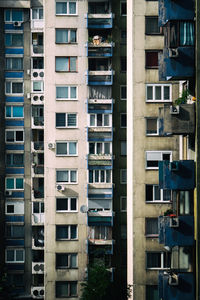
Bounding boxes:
80 205 88 213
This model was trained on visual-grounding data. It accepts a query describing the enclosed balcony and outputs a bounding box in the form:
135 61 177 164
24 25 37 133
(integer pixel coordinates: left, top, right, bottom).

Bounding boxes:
87 7 113 28
87 40 114 57
159 160 195 190
32 106 44 128
31 7 44 30
87 70 114 85
32 178 44 200
32 130 44 152
158 0 195 27
32 32 44 56
32 226 44 249
88 210 114 226
158 215 194 247
32 153 44 177
88 226 113 246
159 271 194 300
32 202 44 225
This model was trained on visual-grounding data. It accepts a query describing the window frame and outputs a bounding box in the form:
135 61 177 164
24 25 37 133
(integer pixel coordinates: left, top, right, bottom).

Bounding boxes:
56 141 78 156
56 113 77 128
146 83 172 102
120 169 127 184
120 1 127 16
32 80 44 92
5 177 24 191
55 281 78 298
146 118 159 136
5 105 24 119
145 218 158 237
145 151 172 170
56 85 77 100
6 153 24 167
120 113 127 128
146 251 170 270
145 16 162 35
56 225 78 241
145 50 159 69
120 85 127 100
55 1 78 16
4 9 24 22
56 253 78 269
121 141 127 156
55 56 77 72
89 169 112 184
146 184 172 203
55 28 77 44
5 57 23 71
31 7 43 20
56 169 78 184
88 141 111 155
56 197 78 212
5 248 25 263
5 33 23 47
5 80 24 95
89 113 112 127
5 129 24 143
120 196 127 212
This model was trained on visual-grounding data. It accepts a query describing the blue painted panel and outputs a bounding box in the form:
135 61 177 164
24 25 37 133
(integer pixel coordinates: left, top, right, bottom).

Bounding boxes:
4 23 23 30
159 272 195 300
5 215 24 222
6 97 24 103
88 81 113 86
6 144 24 150
159 47 195 81
88 165 112 170
159 0 195 26
5 48 24 55
6 120 24 126
88 216 112 226
159 160 195 190
5 72 24 78
158 216 194 247
6 264 24 271
88 137 113 142
6 239 25 246
88 194 112 199
6 168 24 175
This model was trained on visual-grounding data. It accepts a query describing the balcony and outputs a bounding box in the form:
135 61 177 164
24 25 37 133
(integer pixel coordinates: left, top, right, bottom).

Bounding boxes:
32 164 44 177
32 227 44 250
87 127 113 142
158 0 195 27
88 242 113 255
31 142 44 152
159 160 195 190
31 286 44 299
87 70 114 85
32 116 44 129
88 210 114 226
86 13 114 29
87 100 113 113
32 213 45 225
87 41 114 57
158 216 194 247
159 104 195 135
32 262 44 274
31 19 44 30
159 271 194 300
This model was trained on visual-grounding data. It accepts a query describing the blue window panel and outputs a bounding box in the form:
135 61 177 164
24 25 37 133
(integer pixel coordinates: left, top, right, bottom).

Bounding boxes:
88 194 112 199
5 120 24 126
88 137 113 142
6 144 24 151
6 168 24 175
9 191 24 198
5 215 24 222
6 264 24 271
6 96 24 103
5 48 24 55
6 239 25 246
5 72 24 79
4 24 23 30
88 165 112 170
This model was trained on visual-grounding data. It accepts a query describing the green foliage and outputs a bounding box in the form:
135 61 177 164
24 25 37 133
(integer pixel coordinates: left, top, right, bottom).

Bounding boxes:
175 89 189 105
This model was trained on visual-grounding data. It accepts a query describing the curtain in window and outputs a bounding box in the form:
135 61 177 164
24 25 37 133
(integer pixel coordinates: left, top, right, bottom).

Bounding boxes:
69 142 76 155
56 87 68 98
89 86 112 99
70 87 76 98
56 30 68 43
67 114 76 126
56 113 66 127
57 143 67 155
180 22 194 46
70 30 76 42
69 2 76 14
56 3 67 14
57 171 68 182
56 58 67 71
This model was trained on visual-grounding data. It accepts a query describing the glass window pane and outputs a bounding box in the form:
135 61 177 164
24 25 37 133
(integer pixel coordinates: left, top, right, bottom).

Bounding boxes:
16 178 23 189
155 86 161 100
70 171 77 182
6 131 14 142
71 254 77 267
100 170 105 182
70 87 76 99
13 154 23 165
164 86 170 100
56 113 66 127
33 81 42 91
146 285 159 300
57 171 68 182
70 198 77 211
147 253 161 268
89 143 95 154
70 30 76 42
57 254 68 268
33 202 39 213
70 282 77 296
16 131 23 141
5 34 11 46
16 250 23 261
57 198 68 211
163 189 171 201
39 9 43 19
7 250 14 261
5 10 10 21
56 57 67 71
56 87 68 99
32 9 38 19
56 2 67 14
13 106 23 117
70 225 77 239
146 119 157 134
67 114 76 127
104 115 109 126
89 170 93 183
12 10 23 21
12 82 23 94
154 185 160 201
69 142 76 155
57 143 67 155
97 114 102 126
6 178 14 189
6 106 11 117
12 34 23 46
106 170 111 183
90 114 95 126
56 29 68 43
104 143 110 154
69 2 76 14
70 57 76 71
57 226 68 239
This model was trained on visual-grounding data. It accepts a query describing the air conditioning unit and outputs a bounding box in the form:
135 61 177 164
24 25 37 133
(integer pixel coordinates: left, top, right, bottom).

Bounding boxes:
13 21 22 27
5 190 12 196
27 93 31 99
169 48 179 58
56 184 65 192
170 105 180 115
48 143 55 149
169 217 179 228
169 274 179 286
31 287 45 299
33 263 44 273
169 161 179 172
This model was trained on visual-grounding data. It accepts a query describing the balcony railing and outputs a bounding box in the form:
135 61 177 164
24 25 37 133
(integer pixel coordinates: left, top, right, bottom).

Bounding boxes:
87 70 114 85
32 45 44 55
32 142 44 152
32 213 45 225
86 13 114 29
87 41 114 57
32 116 44 128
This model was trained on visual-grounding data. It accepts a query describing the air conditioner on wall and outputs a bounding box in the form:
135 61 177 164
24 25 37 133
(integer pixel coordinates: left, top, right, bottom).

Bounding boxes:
56 185 65 192
48 143 55 149
13 21 22 27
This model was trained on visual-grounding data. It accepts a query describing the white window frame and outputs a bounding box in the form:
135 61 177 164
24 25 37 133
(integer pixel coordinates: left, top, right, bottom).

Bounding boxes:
56 253 78 269
146 151 172 170
55 28 77 44
55 56 77 72
146 84 172 102
56 141 78 156
120 169 127 184
120 85 127 100
120 196 127 212
5 177 24 190
56 197 78 212
56 169 78 184
56 85 77 100
55 1 77 16
146 252 170 270
4 9 24 22
5 249 25 263
88 142 111 155
5 80 24 95
146 118 159 136
56 113 77 128
5 105 24 119
31 7 43 20
146 184 172 203
32 81 44 93
56 225 78 240
32 201 44 214
5 129 24 143
5 57 23 71
89 169 112 184
89 113 112 127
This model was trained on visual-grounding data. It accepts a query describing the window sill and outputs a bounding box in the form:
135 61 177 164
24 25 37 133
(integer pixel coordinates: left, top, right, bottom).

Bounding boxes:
55 42 78 45
56 211 78 213
146 201 171 204
146 100 172 103
55 14 78 17
56 99 78 101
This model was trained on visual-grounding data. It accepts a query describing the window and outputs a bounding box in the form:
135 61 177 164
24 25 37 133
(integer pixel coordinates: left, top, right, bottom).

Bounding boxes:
146 285 159 300
56 170 77 183
5 81 23 95
146 84 171 102
56 281 77 298
89 226 111 240
146 118 159 135
56 86 77 100
32 57 44 69
145 17 161 35
146 151 172 169
121 30 126 44
5 177 24 190
145 51 159 69
5 225 24 238
120 85 127 100
121 225 127 239
56 29 77 43
5 130 24 143
89 142 111 155
120 196 127 212
56 142 77 156
120 1 127 16
121 57 126 72
56 253 77 269
56 198 77 212
5 10 23 22
5 33 23 47
120 113 127 128
32 81 44 92
33 202 44 214
179 191 193 215
56 113 77 128
89 169 111 183
146 184 171 202
55 57 77 72
120 169 127 184
121 141 127 155
89 114 111 127
167 21 194 48
56 225 77 240
5 201 24 214
56 1 77 15
146 218 158 237
6 154 24 167
7 274 24 287
32 8 43 19
5 249 24 263
5 106 24 118
146 252 170 269
6 58 23 70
